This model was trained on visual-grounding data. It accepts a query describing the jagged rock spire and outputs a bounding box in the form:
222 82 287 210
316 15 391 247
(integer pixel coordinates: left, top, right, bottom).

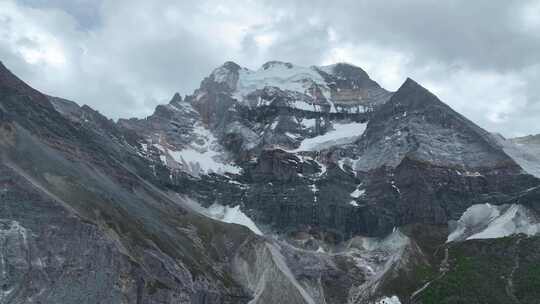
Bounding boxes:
169 92 183 104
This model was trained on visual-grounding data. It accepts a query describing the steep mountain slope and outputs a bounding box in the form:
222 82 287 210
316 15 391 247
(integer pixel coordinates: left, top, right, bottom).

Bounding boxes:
501 133 540 178
2 59 540 304
513 134 540 154
0 61 263 303
354 78 511 170
340 79 539 235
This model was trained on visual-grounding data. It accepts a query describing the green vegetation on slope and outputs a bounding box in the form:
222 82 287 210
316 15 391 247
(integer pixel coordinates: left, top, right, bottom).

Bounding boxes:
417 236 540 304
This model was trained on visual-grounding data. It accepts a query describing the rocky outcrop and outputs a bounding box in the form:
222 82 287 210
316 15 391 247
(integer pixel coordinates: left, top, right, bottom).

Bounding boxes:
0 61 52 109
248 148 320 181
118 93 201 150
316 63 392 110
0 163 198 303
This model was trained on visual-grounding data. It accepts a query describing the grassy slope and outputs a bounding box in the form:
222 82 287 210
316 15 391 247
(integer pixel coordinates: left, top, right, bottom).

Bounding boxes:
416 235 540 304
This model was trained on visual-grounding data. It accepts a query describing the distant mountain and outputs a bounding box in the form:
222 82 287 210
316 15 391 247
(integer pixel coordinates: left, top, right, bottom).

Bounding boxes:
512 134 540 156
493 133 540 178
2 59 540 304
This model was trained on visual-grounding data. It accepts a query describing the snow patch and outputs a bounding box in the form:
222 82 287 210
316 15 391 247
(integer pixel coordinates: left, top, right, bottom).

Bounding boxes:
292 99 321 112
291 122 367 151
309 184 319 202
351 187 366 198
300 118 316 129
463 171 483 177
285 132 301 140
168 148 240 175
469 204 540 239
374 296 402 304
185 198 263 236
156 124 241 176
447 203 540 242
497 135 540 178
338 157 362 173
353 229 410 252
206 204 263 236
234 64 329 101
390 181 401 194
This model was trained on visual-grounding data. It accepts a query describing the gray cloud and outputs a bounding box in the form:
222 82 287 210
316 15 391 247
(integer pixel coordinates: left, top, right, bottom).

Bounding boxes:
2 0 540 137
262 0 540 71
16 0 103 29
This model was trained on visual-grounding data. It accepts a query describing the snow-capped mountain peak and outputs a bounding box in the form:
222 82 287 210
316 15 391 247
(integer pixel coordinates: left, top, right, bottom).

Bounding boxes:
201 60 393 119
234 62 328 101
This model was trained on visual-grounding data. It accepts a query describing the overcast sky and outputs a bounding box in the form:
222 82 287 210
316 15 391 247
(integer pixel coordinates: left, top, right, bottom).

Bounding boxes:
1 0 539 137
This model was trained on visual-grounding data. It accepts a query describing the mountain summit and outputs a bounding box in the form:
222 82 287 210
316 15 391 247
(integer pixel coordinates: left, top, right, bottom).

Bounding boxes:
355 77 511 170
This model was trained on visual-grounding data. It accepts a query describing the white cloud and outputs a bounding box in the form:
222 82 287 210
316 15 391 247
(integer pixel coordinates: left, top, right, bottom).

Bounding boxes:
321 43 411 90
410 66 529 136
318 42 532 136
1 0 539 137
0 1 70 68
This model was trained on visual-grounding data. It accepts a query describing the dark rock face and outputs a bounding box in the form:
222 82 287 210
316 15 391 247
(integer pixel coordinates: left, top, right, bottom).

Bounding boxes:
315 63 393 110
355 78 514 170
249 148 316 181
330 79 540 235
508 185 540 214
358 157 538 235
118 100 200 150
0 61 52 109
0 163 196 304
